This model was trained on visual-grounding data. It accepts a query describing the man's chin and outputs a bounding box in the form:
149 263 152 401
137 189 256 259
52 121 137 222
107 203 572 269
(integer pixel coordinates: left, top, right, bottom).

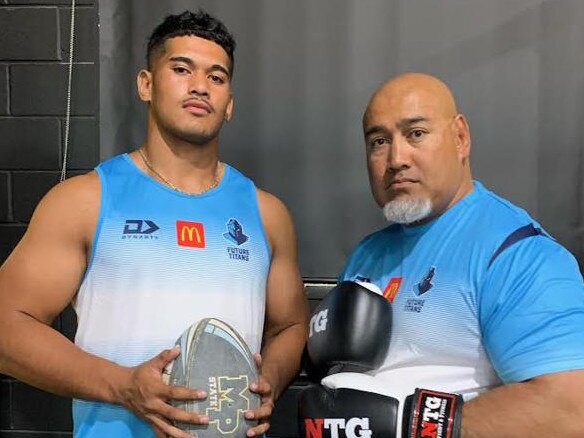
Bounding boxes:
382 197 432 225
169 126 221 146
182 132 216 145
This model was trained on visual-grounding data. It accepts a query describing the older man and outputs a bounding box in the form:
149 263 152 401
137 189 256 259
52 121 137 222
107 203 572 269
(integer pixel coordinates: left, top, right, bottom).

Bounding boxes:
300 73 584 437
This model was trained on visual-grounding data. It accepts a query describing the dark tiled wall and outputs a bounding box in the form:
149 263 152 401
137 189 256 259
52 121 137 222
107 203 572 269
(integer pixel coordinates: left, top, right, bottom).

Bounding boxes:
0 1 98 436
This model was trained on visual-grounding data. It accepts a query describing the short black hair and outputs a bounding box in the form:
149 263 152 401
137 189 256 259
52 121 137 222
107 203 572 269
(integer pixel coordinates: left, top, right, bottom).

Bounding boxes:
146 9 236 76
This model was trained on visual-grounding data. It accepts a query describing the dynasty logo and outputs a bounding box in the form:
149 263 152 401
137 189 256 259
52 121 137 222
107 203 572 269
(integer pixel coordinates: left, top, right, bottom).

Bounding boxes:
122 219 159 240
176 220 205 248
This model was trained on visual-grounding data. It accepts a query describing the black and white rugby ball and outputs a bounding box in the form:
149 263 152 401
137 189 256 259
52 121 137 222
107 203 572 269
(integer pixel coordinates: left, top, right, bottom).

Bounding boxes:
163 318 260 437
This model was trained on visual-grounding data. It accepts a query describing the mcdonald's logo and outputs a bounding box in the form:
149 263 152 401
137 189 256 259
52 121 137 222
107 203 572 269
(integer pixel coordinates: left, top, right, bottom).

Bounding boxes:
383 277 402 302
176 220 205 248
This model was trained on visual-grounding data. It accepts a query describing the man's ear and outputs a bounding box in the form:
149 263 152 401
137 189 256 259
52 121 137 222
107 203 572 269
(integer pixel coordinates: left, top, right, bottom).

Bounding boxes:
453 114 471 160
225 96 234 122
137 69 153 102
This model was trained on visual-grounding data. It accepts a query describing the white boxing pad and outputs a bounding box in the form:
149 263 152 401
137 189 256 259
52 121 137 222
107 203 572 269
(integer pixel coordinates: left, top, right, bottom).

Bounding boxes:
322 372 408 436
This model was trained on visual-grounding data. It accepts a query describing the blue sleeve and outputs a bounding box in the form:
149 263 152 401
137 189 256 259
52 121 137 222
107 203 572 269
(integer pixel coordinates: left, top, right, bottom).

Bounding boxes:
479 235 584 383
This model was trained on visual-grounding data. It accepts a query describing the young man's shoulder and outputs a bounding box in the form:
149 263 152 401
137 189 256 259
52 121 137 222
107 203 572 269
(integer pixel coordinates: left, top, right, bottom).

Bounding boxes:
254 188 296 255
41 171 99 206
28 171 100 245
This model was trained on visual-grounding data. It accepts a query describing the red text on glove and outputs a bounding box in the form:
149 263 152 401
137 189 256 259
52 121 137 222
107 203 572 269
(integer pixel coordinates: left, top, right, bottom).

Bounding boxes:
420 395 443 438
304 417 372 438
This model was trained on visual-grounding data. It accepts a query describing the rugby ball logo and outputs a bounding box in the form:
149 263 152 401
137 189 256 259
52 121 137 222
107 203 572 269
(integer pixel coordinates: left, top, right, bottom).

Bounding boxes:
163 318 261 437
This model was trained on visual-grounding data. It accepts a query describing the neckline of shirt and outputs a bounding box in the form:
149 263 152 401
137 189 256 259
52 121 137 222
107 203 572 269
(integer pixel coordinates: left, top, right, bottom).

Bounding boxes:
399 181 483 237
122 153 231 198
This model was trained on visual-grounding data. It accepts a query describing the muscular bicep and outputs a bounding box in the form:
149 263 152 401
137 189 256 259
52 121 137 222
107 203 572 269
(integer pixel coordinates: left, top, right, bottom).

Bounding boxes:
257 190 308 338
0 174 99 325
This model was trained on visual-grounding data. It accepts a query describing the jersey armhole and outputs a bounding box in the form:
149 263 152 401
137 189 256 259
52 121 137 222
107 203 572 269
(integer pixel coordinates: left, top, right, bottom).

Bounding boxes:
78 168 108 285
252 186 272 261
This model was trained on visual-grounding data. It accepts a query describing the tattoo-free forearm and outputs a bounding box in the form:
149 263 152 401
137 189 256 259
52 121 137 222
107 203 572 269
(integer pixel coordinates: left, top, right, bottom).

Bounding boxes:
260 322 307 400
0 311 129 403
461 372 584 438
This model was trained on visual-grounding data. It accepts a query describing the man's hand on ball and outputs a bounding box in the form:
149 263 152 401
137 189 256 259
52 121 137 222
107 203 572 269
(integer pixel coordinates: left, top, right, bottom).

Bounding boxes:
119 347 208 438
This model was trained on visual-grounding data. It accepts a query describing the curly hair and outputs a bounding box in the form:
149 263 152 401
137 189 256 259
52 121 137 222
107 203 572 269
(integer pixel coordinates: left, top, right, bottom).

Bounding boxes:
146 9 236 76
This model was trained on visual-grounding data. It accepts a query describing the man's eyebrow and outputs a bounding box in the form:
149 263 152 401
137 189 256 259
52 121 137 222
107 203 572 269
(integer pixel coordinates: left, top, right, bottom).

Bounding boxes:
210 64 230 78
169 56 195 66
364 125 387 138
364 116 430 137
168 56 230 78
396 116 430 129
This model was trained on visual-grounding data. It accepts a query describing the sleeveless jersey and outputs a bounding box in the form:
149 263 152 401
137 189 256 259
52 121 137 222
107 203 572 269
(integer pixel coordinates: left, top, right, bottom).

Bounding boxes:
341 181 584 406
72 154 270 437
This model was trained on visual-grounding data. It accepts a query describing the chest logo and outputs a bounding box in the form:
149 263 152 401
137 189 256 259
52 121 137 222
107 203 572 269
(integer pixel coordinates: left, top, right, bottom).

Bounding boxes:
176 220 205 248
223 218 249 246
224 219 250 262
123 219 159 235
382 277 402 302
415 266 436 296
122 219 159 240
404 266 436 313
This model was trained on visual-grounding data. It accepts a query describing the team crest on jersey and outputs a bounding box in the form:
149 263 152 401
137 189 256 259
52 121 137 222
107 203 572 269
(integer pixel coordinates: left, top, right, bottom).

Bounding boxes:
415 266 436 296
404 266 436 313
223 218 249 246
121 219 160 240
224 218 250 262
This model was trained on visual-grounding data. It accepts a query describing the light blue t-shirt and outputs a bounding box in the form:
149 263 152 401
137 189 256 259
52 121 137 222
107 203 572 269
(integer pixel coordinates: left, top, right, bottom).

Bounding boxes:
341 181 584 398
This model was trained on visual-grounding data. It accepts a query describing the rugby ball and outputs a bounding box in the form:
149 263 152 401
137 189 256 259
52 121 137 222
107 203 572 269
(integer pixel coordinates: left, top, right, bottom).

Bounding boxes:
163 318 260 437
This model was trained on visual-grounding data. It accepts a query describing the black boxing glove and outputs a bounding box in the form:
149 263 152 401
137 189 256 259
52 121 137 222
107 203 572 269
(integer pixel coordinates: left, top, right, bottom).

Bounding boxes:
307 281 392 379
305 373 463 438
298 383 399 438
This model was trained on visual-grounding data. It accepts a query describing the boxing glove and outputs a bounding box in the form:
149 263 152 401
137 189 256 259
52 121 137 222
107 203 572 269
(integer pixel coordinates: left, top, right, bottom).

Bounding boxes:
299 373 463 438
298 384 399 438
307 281 392 379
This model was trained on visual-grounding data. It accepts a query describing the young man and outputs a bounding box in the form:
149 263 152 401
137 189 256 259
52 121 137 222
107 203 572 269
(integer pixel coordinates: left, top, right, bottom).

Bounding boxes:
0 10 308 438
301 73 584 437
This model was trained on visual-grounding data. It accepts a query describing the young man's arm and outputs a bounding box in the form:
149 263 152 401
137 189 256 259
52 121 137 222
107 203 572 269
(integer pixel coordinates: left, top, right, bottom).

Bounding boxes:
247 189 309 437
0 173 205 438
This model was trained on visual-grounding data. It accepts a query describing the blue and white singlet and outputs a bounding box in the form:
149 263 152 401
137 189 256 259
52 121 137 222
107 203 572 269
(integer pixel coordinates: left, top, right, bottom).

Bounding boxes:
73 154 270 437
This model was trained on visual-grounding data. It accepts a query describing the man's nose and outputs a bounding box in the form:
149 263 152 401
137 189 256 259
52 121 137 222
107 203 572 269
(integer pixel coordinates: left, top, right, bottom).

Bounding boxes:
387 136 410 171
189 71 209 96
